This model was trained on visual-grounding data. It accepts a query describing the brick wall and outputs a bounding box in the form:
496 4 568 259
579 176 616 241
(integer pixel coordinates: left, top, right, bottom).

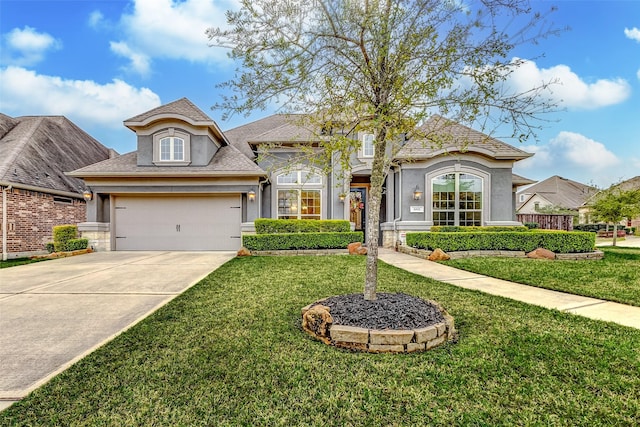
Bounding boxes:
1 188 86 255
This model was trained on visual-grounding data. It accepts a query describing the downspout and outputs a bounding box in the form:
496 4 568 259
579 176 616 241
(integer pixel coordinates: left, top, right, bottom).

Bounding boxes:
392 165 402 249
2 185 11 261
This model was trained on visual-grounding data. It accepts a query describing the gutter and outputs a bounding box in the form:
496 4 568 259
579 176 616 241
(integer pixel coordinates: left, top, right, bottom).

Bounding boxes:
0 181 83 199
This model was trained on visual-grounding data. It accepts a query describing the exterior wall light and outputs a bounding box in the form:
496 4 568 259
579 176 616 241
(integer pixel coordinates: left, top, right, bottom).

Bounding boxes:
83 190 93 201
248 190 256 202
338 193 347 202
412 185 423 200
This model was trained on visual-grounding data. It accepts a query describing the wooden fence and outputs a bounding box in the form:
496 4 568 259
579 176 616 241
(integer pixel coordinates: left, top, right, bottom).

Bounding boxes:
516 214 574 231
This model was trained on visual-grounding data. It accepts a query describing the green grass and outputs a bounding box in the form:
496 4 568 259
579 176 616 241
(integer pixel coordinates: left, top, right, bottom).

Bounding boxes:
2 256 639 426
0 257 49 269
443 247 640 307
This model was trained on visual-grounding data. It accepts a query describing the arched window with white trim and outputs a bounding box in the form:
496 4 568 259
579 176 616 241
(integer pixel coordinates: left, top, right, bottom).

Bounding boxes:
275 169 323 220
432 172 483 226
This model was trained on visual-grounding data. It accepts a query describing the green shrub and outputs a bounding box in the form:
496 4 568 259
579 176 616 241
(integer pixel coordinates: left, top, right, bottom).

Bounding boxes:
429 225 529 233
66 238 89 251
524 222 539 229
45 242 55 253
53 225 78 252
406 230 595 253
243 231 363 251
255 219 351 234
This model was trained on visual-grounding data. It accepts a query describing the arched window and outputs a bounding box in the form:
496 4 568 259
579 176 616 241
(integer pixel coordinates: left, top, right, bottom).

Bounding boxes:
276 169 323 220
160 137 184 161
153 128 190 165
432 172 483 226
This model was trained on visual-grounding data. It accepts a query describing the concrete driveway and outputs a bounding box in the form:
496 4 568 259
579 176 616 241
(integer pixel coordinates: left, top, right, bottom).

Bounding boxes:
0 251 235 408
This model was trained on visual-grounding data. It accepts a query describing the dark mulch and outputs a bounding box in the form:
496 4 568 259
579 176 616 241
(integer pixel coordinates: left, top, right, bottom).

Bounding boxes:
315 293 445 330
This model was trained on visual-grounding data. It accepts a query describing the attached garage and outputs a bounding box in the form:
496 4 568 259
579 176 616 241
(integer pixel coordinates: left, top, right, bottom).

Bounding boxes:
113 195 242 251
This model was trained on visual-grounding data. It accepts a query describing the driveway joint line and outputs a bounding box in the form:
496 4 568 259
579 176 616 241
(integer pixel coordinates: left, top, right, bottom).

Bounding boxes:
561 300 608 311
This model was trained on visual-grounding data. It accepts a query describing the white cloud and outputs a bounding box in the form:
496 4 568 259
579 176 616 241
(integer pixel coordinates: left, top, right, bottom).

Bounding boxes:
625 27 640 42
637 68 640 80
88 10 105 29
110 41 151 76
549 131 619 170
0 66 161 128
508 59 631 109
105 0 237 75
2 26 62 66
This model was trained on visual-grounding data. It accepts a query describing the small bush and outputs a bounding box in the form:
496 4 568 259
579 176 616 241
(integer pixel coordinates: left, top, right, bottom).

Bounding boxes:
45 242 55 253
406 230 595 253
429 225 529 233
524 222 539 229
66 238 89 251
243 231 363 251
53 224 77 242
255 219 351 234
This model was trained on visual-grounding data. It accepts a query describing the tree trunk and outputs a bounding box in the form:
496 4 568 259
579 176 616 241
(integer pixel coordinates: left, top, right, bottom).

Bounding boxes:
363 131 388 301
612 223 618 247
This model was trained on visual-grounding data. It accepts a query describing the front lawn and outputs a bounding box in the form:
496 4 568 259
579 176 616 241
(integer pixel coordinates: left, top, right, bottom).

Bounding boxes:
0 257 49 269
2 256 639 425
443 246 640 306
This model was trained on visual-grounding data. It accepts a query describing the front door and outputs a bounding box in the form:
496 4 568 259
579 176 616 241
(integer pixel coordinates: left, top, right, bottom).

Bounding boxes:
350 187 367 239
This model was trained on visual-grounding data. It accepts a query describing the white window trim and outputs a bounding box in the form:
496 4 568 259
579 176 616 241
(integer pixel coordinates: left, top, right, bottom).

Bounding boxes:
153 128 191 165
425 166 490 226
361 133 375 158
272 167 326 220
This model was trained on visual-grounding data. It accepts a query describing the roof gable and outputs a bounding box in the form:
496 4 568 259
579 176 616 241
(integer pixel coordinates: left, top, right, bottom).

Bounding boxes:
0 115 110 194
516 175 597 210
397 115 533 161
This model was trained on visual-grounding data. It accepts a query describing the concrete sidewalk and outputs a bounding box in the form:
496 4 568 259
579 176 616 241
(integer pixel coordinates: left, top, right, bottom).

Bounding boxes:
0 251 235 411
378 248 640 330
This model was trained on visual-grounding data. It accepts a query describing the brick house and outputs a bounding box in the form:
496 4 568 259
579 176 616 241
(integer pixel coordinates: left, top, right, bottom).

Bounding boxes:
0 114 111 259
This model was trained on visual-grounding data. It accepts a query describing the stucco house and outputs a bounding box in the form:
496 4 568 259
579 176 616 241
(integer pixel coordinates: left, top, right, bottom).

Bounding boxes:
70 98 534 251
0 114 111 259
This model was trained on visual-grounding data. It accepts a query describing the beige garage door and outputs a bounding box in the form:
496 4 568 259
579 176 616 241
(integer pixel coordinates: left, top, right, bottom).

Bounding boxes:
114 195 242 250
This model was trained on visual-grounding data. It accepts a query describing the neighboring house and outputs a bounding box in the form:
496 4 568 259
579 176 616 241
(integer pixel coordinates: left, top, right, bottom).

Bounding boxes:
0 114 111 259
579 176 640 228
70 98 534 251
516 175 596 215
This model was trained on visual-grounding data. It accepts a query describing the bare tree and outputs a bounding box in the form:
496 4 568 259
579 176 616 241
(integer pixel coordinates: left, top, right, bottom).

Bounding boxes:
208 0 561 300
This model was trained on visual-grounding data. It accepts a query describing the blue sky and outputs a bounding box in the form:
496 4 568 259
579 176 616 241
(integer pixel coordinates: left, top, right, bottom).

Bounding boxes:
0 0 638 188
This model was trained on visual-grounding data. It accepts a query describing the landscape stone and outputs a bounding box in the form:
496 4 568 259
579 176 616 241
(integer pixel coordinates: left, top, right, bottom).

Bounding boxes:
330 324 369 344
236 246 251 257
348 242 368 255
302 305 333 344
526 247 556 260
370 329 414 345
414 325 438 343
428 248 450 261
368 344 405 353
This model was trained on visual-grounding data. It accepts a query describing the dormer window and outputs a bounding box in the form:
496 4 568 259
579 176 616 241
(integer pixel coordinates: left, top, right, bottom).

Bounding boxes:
153 128 191 165
160 137 184 161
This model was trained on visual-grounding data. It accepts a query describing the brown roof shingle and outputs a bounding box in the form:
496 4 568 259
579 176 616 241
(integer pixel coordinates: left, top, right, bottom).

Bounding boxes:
0 115 111 194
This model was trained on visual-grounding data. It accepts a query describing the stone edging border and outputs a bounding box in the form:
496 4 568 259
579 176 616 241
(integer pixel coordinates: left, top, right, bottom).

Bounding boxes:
301 300 457 354
398 245 604 261
249 249 348 256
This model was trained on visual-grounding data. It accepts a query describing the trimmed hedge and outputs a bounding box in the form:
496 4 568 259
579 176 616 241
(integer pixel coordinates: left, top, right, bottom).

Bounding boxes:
243 232 363 251
429 226 529 233
53 224 78 252
65 238 89 251
406 231 595 253
255 219 351 234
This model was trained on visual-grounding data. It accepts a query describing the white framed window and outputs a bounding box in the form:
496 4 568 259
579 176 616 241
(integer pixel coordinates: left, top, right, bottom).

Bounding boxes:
519 193 526 203
432 172 483 226
275 168 324 220
362 133 374 157
160 137 184 161
153 128 191 165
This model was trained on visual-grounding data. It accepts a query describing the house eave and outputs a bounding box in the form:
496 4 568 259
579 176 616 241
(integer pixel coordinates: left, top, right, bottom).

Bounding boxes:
66 171 267 179
124 113 231 146
0 180 84 199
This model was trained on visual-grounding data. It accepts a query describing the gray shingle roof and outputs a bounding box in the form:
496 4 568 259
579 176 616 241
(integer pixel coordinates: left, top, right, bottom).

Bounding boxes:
124 97 212 124
397 115 533 161
69 145 266 177
224 114 322 158
0 114 111 194
512 173 537 187
517 175 597 210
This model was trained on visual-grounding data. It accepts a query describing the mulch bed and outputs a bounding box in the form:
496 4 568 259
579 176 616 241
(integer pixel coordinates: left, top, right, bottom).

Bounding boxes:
315 293 445 330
